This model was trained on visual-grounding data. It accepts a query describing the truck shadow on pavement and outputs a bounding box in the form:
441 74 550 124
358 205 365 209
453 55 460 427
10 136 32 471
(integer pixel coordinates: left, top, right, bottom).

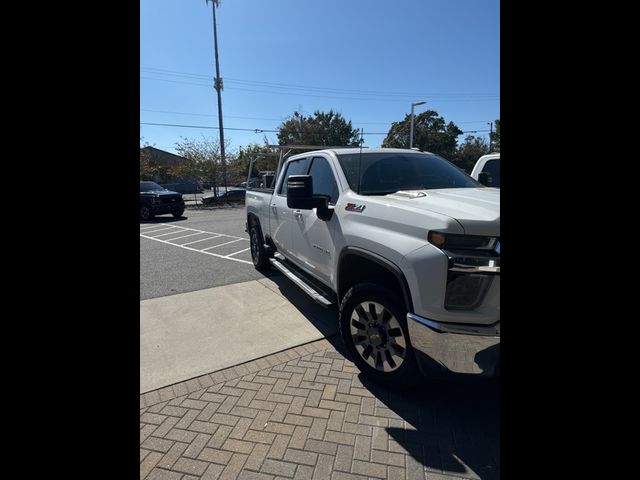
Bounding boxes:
360 371 499 480
266 270 499 480
140 215 188 224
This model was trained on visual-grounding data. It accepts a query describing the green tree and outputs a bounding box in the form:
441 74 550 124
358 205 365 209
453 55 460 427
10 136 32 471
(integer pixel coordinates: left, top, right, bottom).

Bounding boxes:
381 110 462 159
489 119 500 152
174 136 231 192
453 135 490 173
277 110 360 147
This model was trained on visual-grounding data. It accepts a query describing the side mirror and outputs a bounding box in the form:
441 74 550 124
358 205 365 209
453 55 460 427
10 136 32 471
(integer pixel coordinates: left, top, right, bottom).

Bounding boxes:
478 172 491 186
287 175 316 209
287 175 333 220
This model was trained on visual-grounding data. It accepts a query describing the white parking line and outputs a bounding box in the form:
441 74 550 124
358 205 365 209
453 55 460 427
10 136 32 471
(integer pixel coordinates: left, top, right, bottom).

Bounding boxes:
142 226 180 235
151 224 243 240
140 233 253 265
153 229 190 238
226 247 251 258
140 223 254 265
201 238 244 251
181 235 222 246
159 231 204 241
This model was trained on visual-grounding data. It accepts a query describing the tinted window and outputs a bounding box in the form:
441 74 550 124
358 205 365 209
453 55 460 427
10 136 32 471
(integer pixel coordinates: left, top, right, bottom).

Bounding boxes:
336 152 480 195
278 157 310 195
481 159 500 187
140 181 165 192
308 157 339 205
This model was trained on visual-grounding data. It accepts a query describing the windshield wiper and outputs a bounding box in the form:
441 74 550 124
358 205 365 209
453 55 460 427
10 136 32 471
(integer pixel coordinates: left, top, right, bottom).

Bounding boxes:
360 190 399 196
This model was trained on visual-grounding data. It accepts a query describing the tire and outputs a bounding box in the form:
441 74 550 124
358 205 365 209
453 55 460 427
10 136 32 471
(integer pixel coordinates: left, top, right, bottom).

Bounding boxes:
140 205 154 221
339 282 417 387
172 209 184 218
249 224 270 271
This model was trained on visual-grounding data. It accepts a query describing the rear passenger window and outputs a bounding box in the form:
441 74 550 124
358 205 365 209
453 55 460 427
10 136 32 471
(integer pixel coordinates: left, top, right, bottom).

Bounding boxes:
308 157 339 205
279 157 309 195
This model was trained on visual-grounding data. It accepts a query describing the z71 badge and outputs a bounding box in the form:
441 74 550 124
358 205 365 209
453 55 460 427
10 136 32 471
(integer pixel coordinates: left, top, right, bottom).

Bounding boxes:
345 203 366 213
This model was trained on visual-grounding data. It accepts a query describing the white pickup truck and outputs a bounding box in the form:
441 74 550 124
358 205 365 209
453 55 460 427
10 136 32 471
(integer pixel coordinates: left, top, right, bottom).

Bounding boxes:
245 147 500 385
470 153 500 188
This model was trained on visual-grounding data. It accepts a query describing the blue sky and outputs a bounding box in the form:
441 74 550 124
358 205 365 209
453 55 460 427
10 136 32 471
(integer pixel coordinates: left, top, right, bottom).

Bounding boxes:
140 0 499 154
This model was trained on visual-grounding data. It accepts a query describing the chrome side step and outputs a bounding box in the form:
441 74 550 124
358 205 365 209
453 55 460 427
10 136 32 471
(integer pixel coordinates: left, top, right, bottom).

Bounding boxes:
269 256 335 308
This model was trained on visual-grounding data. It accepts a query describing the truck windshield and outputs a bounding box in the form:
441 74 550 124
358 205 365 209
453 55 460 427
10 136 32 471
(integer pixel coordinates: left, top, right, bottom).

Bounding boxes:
336 152 480 195
140 182 166 192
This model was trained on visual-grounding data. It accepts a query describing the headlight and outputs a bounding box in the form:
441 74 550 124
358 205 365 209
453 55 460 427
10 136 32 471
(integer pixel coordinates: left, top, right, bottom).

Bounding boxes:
151 196 161 205
428 231 498 251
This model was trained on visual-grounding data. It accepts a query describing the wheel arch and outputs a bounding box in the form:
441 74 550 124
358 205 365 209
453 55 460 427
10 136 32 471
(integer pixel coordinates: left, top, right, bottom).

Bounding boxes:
337 247 413 313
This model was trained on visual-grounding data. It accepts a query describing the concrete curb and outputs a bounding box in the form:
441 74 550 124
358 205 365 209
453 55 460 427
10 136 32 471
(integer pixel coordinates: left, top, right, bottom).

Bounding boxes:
140 337 337 409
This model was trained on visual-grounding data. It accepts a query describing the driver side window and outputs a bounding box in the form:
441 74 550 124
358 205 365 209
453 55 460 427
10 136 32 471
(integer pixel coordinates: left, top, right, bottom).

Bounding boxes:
308 157 339 205
278 157 309 196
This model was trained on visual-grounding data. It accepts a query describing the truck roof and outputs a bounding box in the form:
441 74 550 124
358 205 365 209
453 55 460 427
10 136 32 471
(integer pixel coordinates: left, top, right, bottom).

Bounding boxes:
289 147 435 158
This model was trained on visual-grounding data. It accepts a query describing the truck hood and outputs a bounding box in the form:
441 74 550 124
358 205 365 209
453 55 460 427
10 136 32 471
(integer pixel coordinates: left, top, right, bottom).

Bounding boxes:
385 188 500 236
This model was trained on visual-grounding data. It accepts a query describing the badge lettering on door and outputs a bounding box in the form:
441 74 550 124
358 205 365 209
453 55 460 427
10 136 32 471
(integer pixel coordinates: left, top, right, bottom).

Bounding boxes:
312 244 330 255
345 203 365 213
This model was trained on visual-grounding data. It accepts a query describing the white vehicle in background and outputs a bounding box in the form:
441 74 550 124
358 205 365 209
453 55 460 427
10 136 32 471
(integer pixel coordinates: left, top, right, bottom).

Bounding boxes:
470 153 500 188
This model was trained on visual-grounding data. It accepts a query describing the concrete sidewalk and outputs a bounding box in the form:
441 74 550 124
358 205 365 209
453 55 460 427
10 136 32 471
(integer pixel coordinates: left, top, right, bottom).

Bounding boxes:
141 277 338 393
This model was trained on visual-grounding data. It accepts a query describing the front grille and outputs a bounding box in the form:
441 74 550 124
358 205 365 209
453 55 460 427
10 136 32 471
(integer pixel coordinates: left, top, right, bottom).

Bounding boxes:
161 196 181 204
444 273 493 310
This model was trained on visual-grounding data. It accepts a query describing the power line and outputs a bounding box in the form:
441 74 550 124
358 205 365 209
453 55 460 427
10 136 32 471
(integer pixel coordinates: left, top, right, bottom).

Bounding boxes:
141 109 283 122
140 122 278 133
141 107 493 126
140 121 491 136
141 76 498 104
141 66 499 99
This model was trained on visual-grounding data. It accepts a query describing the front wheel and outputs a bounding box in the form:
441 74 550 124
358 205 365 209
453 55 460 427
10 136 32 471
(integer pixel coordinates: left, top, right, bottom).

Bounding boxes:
172 208 184 217
249 224 269 271
340 283 416 387
140 205 154 221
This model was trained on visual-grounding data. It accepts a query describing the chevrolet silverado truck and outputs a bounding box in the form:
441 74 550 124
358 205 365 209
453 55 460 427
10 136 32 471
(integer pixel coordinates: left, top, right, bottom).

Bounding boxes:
245 148 500 385
140 181 185 221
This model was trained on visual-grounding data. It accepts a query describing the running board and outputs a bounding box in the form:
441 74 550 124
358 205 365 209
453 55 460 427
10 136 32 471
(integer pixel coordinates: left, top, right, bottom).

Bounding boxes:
269 257 335 308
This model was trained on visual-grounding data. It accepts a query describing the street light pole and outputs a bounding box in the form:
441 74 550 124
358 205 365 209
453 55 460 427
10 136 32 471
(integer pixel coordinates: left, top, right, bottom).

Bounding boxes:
409 101 426 149
207 0 227 193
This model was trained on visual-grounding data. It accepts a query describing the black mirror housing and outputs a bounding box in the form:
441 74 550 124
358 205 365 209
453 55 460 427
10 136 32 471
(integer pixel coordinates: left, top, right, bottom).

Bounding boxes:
478 172 491 186
288 175 316 209
287 175 334 221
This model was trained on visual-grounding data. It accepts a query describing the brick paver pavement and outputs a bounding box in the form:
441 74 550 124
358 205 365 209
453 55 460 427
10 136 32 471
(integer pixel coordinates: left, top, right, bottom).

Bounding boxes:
140 337 499 480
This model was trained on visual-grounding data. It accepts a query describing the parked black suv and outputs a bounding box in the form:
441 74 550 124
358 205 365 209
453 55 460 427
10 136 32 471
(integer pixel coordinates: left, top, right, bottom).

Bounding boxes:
140 181 185 220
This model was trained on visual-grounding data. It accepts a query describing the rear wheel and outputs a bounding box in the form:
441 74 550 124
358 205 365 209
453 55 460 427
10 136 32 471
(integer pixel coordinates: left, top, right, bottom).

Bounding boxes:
172 208 184 217
340 283 416 387
250 224 269 271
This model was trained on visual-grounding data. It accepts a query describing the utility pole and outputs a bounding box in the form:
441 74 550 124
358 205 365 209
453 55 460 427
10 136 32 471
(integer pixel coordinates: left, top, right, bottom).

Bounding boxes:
207 0 227 193
488 122 493 152
409 101 426 149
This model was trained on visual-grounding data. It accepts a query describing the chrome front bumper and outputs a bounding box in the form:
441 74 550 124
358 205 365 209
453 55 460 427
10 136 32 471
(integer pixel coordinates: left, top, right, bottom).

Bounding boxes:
407 313 500 376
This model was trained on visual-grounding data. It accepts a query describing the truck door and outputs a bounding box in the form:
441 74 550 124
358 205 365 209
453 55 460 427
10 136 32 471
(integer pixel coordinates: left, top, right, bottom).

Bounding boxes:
291 155 341 287
270 157 309 256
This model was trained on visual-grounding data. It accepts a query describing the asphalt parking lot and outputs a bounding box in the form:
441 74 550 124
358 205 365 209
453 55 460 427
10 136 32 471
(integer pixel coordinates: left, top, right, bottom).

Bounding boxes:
140 207 266 300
